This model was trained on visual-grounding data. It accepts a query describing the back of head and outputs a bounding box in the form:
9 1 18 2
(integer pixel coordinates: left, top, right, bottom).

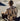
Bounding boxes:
9 0 13 6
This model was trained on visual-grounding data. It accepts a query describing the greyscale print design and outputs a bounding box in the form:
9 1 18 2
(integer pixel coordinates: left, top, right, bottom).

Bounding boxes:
5 6 17 21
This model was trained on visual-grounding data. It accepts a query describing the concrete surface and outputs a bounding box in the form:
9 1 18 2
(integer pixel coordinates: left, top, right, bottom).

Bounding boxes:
0 17 5 21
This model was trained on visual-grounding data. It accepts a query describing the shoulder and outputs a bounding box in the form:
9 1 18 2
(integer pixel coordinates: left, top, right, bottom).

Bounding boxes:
14 6 17 10
12 6 16 9
13 6 16 8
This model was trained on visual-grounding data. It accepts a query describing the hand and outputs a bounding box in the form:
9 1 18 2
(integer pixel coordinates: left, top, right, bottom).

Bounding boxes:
1 12 4 14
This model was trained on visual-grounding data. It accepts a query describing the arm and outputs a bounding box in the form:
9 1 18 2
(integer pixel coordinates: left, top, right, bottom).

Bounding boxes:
5 9 8 14
15 7 18 15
